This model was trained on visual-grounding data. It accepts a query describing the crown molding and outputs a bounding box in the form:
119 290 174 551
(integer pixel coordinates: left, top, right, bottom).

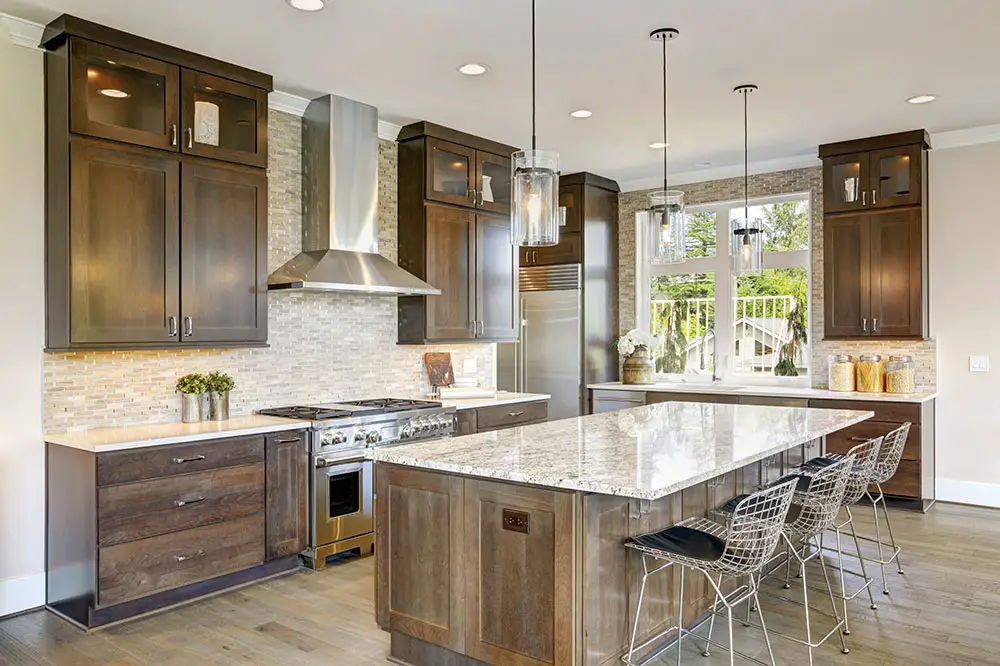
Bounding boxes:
618 153 821 193
268 90 401 141
0 13 44 49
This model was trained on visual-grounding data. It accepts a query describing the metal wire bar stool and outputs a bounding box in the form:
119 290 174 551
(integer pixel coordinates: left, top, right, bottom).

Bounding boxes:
712 455 856 665
623 479 797 666
799 435 883 634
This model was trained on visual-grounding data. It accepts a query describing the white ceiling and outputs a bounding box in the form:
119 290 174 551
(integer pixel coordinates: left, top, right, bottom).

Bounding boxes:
4 0 1000 189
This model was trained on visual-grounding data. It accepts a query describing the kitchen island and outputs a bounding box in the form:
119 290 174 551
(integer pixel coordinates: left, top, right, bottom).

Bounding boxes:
370 401 872 666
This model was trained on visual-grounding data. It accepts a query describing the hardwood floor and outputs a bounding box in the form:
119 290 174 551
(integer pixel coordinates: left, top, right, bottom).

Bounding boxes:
2 502 999 665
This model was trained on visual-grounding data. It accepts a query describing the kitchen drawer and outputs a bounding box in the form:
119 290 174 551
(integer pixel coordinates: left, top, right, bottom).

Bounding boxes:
825 421 919 461
879 460 921 499
98 463 265 546
738 396 809 408
97 435 265 486
476 400 548 430
807 399 920 424
645 392 740 405
98 514 264 607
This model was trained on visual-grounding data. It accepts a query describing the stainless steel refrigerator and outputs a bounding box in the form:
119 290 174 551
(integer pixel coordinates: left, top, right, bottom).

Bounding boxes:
498 264 615 421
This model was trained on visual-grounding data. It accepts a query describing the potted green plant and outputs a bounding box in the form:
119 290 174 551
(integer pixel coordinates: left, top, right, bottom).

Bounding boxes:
176 373 207 423
204 371 236 421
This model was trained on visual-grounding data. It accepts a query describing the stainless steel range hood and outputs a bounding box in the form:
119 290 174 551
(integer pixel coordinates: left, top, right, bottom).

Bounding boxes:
268 94 440 295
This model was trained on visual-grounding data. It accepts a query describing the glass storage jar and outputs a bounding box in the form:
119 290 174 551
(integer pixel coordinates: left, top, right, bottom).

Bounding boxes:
856 354 884 393
885 355 917 394
828 354 856 392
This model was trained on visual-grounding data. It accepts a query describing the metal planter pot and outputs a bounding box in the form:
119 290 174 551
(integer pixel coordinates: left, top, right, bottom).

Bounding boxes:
181 393 204 423
209 391 230 421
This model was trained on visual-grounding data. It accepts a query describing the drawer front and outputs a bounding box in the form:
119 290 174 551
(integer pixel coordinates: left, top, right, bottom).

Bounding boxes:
646 392 739 405
98 435 265 486
807 399 920 424
98 463 265 546
98 514 264 607
592 389 645 404
879 460 921 499
738 396 809 408
825 421 920 462
476 400 548 430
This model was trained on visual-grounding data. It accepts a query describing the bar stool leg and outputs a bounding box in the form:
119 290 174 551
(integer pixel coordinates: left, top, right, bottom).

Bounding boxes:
752 575 778 666
726 600 735 666
818 534 850 654
877 483 905 576
783 542 793 589
626 556 651 666
676 566 685 666
846 507 878 610
869 491 890 595
834 525 851 635
800 557 814 666
702 574 723 657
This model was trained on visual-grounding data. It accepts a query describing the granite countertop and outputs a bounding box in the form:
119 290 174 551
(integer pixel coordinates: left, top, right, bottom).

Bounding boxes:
46 415 310 453
588 382 937 404
437 391 550 411
371 402 874 500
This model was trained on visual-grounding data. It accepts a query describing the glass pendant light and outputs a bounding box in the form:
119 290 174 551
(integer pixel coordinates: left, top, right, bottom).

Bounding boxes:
731 84 763 274
647 28 685 265
511 0 559 247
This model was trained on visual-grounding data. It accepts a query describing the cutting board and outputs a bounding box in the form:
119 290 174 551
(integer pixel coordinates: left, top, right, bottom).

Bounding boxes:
424 352 454 387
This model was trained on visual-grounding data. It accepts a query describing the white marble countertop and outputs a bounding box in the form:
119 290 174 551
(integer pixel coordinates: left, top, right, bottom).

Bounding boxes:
46 415 309 453
588 382 937 404
371 402 874 500
437 391 550 411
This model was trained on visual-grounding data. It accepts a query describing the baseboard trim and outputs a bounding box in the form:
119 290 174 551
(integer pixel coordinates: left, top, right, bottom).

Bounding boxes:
0 572 45 618
936 478 1000 509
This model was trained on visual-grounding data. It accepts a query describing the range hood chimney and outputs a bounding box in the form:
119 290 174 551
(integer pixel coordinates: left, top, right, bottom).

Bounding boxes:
268 94 440 295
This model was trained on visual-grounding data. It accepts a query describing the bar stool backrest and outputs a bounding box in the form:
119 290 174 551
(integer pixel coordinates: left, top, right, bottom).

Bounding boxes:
722 478 797 575
787 454 855 537
842 436 883 505
871 423 911 484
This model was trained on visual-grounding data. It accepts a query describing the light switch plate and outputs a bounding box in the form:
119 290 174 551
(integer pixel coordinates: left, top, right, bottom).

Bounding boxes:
970 355 990 372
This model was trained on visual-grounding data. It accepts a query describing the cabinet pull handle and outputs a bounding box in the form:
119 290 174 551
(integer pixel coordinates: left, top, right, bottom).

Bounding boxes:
185 127 194 149
170 124 178 146
507 411 524 417
861 190 867 206
478 321 485 336
468 188 476 203
477 189 483 206
273 437 300 446
873 318 879 332
862 318 868 333
872 189 877 205
183 316 193 337
850 437 870 442
174 550 206 563
174 496 206 507
173 454 206 464
168 316 178 337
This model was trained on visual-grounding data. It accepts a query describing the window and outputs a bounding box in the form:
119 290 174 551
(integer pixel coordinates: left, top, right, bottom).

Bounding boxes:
636 193 811 383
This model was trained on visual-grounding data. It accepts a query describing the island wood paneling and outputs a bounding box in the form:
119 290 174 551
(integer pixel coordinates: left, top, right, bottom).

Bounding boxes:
581 494 633 666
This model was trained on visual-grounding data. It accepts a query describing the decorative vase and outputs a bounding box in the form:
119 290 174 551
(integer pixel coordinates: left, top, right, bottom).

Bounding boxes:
481 175 494 203
209 390 230 421
181 393 204 423
194 100 220 146
622 348 656 385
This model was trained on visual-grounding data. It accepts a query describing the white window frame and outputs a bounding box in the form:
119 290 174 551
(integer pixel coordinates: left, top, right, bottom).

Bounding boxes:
635 192 812 386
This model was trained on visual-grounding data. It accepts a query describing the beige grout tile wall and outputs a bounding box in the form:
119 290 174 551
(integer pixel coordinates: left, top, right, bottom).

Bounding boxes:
618 167 936 390
43 111 495 433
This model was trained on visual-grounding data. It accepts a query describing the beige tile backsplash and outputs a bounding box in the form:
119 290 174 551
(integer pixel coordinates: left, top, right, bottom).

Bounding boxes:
43 111 495 433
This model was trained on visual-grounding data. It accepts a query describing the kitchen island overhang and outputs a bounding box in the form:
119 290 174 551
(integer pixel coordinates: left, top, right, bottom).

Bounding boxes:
371 402 873 666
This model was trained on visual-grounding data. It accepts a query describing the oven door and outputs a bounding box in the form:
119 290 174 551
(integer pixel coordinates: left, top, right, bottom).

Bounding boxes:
313 458 373 548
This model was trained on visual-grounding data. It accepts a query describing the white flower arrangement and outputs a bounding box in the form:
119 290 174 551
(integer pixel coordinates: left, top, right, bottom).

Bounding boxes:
616 329 660 357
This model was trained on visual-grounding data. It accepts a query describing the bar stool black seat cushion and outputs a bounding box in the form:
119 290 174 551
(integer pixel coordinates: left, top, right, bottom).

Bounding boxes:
801 456 837 471
770 473 813 492
629 525 726 562
719 492 803 524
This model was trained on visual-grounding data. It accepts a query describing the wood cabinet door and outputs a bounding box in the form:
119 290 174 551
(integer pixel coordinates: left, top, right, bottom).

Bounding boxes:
264 432 309 560
425 138 477 208
375 465 466 653
464 479 575 666
520 234 583 267
181 69 268 168
476 151 512 214
869 144 921 209
69 39 180 151
68 140 180 345
180 160 267 344
823 151 870 213
870 207 922 337
425 204 476 340
823 213 872 337
476 214 519 340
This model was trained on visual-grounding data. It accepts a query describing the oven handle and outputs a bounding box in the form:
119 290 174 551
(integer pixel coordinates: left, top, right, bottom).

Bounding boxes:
315 457 366 471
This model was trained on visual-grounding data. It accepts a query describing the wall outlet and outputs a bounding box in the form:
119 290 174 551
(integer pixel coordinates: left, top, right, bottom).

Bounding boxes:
969 355 990 372
463 358 478 375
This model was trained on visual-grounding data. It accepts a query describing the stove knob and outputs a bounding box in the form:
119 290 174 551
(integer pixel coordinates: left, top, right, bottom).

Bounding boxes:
401 424 414 439
354 430 366 442
331 431 347 445
319 431 335 446
366 430 382 444
419 420 431 433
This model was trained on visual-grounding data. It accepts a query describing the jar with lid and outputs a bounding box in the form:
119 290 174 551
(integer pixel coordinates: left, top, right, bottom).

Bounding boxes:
828 354 856 392
856 354 884 393
885 355 916 394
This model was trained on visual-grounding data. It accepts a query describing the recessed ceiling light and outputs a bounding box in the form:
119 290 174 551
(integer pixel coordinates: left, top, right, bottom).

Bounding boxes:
649 142 670 149
99 89 130 98
906 94 936 105
569 109 593 118
457 63 488 76
695 161 713 167
287 0 325 11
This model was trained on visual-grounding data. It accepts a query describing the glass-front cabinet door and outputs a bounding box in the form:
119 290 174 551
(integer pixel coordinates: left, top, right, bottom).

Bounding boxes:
181 70 268 168
823 151 869 213
69 39 180 151
425 138 477 207
476 152 512 214
870 145 921 209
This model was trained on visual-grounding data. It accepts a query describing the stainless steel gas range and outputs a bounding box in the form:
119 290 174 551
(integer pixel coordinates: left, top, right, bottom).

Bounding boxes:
258 398 454 569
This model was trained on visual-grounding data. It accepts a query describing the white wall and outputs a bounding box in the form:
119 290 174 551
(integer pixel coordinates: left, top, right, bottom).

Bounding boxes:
930 141 1000 508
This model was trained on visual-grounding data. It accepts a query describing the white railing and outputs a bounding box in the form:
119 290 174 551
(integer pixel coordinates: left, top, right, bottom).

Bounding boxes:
650 295 797 375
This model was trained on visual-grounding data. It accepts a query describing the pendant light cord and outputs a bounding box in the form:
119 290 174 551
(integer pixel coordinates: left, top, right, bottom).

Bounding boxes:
662 36 668 193
743 87 749 222
531 0 537 151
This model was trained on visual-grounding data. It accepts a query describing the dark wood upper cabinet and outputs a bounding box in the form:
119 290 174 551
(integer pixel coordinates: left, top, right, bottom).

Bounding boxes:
181 70 268 168
819 131 929 339
397 123 520 344
43 16 272 350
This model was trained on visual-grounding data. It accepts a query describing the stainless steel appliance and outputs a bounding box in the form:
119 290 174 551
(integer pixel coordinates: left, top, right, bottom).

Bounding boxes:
258 398 454 568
